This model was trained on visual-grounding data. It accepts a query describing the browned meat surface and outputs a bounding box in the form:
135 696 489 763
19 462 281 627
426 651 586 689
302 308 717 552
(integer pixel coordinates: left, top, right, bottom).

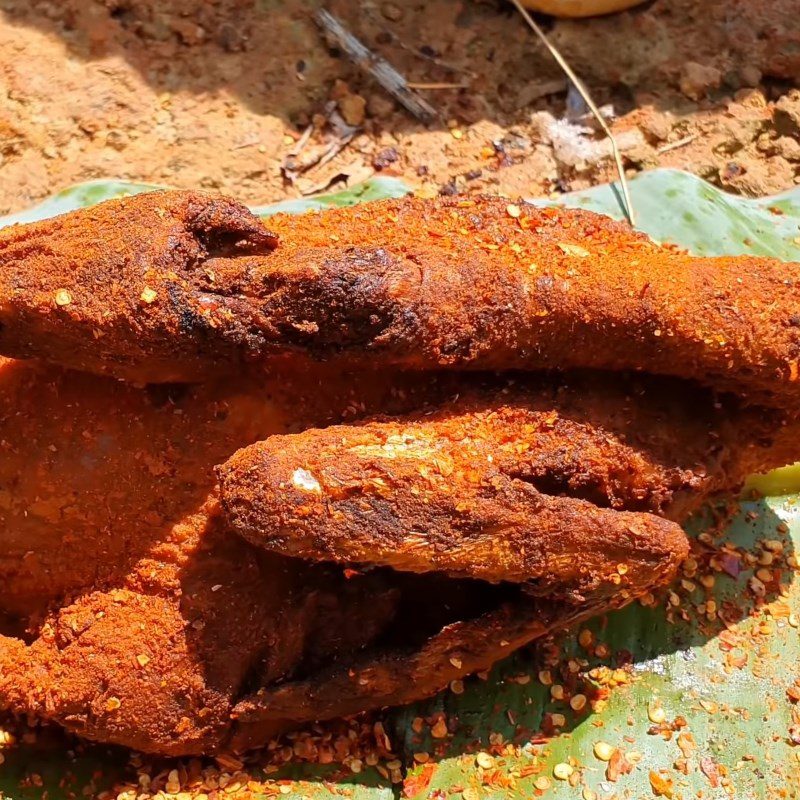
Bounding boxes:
2 192 800 407
0 191 798 757
0 363 730 757
218 385 695 593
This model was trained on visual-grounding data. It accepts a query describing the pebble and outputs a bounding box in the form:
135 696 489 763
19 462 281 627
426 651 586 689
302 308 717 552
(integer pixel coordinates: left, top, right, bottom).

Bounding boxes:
679 62 722 100
338 94 366 127
381 3 403 21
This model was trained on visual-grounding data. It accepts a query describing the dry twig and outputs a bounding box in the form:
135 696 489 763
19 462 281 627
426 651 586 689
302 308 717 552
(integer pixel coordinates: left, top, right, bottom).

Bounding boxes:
657 134 698 154
509 0 636 226
315 9 438 124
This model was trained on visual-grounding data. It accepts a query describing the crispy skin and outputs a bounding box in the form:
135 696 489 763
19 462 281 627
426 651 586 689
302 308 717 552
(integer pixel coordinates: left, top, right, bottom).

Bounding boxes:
220 371 791 595
2 192 800 405
219 374 797 742
218 389 692 594
2 358 783 755
0 356 443 755
0 191 276 382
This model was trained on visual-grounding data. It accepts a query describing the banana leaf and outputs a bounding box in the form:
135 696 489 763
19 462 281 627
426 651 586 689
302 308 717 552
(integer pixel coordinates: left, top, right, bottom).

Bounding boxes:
1 170 799 800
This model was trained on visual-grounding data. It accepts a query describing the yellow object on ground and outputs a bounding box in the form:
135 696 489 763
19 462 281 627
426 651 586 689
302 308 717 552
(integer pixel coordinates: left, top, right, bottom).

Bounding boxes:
519 0 647 17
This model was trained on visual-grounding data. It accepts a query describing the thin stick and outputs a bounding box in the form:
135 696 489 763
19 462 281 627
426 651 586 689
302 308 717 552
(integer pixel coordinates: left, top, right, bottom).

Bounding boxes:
314 132 356 173
657 134 697 154
380 30 478 78
406 82 468 90
315 9 438 125
288 124 314 158
508 0 635 226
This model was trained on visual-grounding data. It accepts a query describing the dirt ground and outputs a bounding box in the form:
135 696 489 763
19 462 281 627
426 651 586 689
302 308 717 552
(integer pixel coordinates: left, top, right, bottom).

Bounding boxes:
0 0 798 216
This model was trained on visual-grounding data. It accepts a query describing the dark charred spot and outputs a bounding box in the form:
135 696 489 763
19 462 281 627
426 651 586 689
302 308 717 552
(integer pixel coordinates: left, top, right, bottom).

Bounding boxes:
146 383 191 408
259 248 405 357
167 281 213 336
200 226 277 259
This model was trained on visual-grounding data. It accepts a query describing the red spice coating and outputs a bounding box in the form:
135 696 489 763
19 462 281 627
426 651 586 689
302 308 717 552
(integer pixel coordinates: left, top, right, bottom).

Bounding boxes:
218 386 693 592
2 191 799 407
1 192 800 756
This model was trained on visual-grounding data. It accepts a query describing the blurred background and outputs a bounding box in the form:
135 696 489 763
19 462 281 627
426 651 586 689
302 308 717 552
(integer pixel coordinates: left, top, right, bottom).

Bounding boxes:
0 0 797 213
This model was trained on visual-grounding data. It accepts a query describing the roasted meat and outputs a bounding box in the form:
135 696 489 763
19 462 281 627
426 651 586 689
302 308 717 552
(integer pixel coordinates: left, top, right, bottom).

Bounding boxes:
1 192 799 406
217 372 797 601
0 361 792 755
218 382 698 591
0 191 276 383
0 191 797 757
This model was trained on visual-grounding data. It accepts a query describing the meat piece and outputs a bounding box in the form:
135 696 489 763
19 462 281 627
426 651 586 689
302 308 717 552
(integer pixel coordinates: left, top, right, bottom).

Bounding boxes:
221 370 792 594
2 192 800 406
0 190 276 383
2 357 769 756
1 190 799 757
217 387 693 595
218 373 798 744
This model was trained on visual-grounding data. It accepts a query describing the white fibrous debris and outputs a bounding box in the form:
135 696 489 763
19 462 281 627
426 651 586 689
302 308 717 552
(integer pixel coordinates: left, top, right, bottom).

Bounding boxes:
292 467 322 493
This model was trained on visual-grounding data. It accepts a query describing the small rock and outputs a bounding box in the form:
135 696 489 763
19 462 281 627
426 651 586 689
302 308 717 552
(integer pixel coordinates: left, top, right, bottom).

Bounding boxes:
338 94 366 127
215 23 246 52
639 111 673 144
105 129 128 151
381 3 403 21
624 143 657 170
330 79 351 101
722 70 742 92
372 147 399 170
679 62 722 101
733 88 768 109
171 19 206 46
774 90 800 137
774 135 800 162
756 132 776 154
697 163 719 180
738 65 762 88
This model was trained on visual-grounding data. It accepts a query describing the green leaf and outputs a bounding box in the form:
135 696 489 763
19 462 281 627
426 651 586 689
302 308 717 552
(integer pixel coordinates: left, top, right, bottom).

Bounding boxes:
0 177 411 228
2 171 800 799
536 168 800 260
251 177 410 217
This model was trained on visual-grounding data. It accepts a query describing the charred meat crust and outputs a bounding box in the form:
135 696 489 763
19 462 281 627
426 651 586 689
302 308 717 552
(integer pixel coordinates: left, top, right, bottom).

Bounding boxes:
0 366 740 757
0 190 276 381
2 191 800 406
228 593 611 752
217 388 693 597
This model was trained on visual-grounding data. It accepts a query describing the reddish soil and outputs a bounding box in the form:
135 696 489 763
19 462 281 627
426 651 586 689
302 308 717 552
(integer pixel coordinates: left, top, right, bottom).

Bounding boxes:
0 0 798 215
